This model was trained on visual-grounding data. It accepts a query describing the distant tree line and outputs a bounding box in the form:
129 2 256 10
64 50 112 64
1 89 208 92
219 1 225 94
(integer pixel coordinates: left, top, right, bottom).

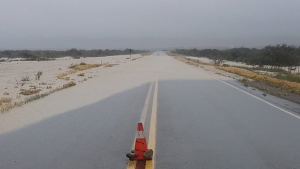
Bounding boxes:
0 48 149 61
173 44 300 67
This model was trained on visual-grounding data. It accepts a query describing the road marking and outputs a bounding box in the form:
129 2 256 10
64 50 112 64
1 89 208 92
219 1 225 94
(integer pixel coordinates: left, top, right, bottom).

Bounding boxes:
127 160 137 169
217 79 300 120
140 82 154 124
145 80 158 169
127 82 154 169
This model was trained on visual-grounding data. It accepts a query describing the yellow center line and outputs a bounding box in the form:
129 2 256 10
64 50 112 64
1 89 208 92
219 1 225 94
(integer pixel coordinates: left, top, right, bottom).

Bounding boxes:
127 160 137 169
145 80 158 169
127 82 154 169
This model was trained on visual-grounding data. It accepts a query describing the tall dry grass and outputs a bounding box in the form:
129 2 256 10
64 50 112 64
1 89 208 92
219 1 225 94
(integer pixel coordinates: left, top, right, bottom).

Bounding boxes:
19 89 42 95
0 98 15 113
62 81 76 88
217 66 300 94
185 58 213 66
57 70 77 79
104 64 118 68
69 64 101 71
1 81 77 113
57 63 101 80
0 98 12 105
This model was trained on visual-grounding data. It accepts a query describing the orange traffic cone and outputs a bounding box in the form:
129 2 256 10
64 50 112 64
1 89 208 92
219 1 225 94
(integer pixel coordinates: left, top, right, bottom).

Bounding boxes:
133 123 148 160
126 123 153 160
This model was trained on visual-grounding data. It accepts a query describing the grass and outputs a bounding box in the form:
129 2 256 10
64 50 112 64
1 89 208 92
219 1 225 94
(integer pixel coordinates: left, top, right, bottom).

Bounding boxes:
104 64 118 68
21 75 30 81
185 58 213 66
69 63 101 71
68 63 77 69
24 82 75 103
233 66 300 83
217 66 300 94
1 62 99 113
240 66 287 73
240 78 250 87
0 103 15 113
62 81 76 88
58 63 102 80
24 93 49 103
19 89 42 95
1 81 77 113
57 70 77 79
275 73 300 83
0 98 12 106
0 98 16 113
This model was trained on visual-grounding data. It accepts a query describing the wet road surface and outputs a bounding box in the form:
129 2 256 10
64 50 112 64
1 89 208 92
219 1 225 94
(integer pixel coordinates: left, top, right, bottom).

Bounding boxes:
156 80 300 169
1 52 300 169
0 83 150 169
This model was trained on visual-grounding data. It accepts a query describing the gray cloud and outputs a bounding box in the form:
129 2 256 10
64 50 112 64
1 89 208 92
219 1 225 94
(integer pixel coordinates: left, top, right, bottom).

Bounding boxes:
0 0 300 49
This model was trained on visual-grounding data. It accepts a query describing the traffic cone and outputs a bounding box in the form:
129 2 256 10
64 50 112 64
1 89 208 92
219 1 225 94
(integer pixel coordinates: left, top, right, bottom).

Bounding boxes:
126 123 153 160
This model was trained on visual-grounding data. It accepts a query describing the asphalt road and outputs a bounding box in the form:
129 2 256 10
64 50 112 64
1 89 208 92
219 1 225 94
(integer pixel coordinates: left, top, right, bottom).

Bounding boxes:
156 80 300 169
1 52 300 169
0 83 150 169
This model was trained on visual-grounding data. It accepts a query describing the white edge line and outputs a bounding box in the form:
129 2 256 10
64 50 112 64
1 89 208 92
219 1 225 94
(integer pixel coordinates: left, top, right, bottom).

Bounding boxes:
217 79 300 120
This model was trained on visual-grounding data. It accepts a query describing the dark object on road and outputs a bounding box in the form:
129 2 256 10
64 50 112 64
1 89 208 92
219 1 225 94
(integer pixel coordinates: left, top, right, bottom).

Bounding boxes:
126 149 153 160
263 93 267 96
143 149 153 160
126 152 138 159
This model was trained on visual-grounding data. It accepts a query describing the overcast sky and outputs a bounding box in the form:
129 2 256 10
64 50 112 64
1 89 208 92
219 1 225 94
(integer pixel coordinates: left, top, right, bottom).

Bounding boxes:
0 0 300 50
